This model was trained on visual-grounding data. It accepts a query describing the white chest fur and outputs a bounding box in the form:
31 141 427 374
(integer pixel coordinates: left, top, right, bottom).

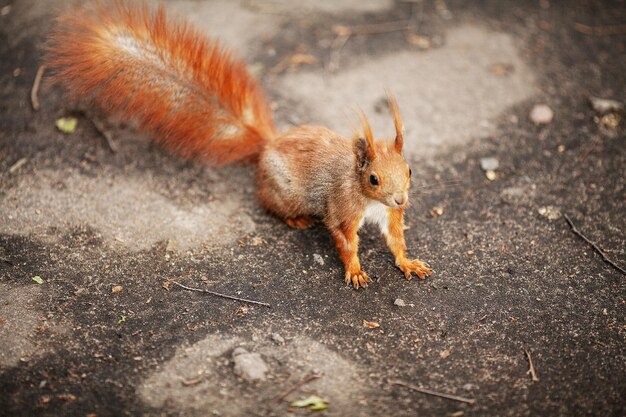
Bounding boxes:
359 200 390 235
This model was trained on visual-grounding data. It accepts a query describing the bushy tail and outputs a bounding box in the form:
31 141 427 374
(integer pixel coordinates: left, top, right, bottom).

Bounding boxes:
46 1 276 165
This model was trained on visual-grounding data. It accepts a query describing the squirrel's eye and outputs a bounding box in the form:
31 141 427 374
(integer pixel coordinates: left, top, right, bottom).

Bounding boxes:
369 174 379 186
409 168 412 177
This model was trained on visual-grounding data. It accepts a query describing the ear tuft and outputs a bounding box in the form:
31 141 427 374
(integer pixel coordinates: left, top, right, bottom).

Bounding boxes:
353 111 376 170
387 94 404 153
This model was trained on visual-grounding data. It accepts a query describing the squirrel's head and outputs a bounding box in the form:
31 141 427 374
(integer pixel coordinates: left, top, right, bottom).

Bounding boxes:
353 96 411 209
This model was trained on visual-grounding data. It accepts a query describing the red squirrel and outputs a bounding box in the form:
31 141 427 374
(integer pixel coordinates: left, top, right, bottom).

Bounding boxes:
46 1 432 288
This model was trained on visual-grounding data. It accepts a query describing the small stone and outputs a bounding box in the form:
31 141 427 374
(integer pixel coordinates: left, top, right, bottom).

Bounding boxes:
393 298 406 307
232 348 269 382
313 253 325 266
500 184 536 205
589 97 623 114
485 170 497 181
538 206 561 220
439 349 452 359
479 157 499 172
111 285 122 294
270 333 285 345
430 206 444 217
530 104 554 124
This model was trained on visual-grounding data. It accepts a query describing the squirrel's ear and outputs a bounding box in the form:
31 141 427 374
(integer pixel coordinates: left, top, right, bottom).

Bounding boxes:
354 112 376 170
354 137 374 171
387 94 404 153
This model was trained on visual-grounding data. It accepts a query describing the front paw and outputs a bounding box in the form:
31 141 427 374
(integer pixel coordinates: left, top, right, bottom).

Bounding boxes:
344 269 370 289
397 258 432 280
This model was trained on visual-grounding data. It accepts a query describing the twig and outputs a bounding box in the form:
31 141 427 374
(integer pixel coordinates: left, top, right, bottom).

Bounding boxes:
563 213 626 275
574 23 626 36
181 375 204 386
327 19 416 74
170 280 271 307
523 349 539 382
9 157 28 174
89 116 118 153
389 379 476 405
335 20 417 37
327 34 350 74
270 371 321 404
31 65 46 111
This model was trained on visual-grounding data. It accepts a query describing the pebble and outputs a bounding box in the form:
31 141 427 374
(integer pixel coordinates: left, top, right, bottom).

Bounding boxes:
500 184 536 205
270 333 285 345
479 157 499 172
589 97 623 114
530 104 554 124
313 253 325 266
394 298 406 307
538 206 561 220
232 348 269 382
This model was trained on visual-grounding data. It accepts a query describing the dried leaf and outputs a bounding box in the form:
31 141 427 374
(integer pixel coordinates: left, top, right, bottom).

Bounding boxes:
117 315 126 324
406 33 431 49
363 320 380 329
489 63 514 76
250 236 266 246
289 53 317 66
57 393 77 401
290 395 328 410
332 24 351 36
165 239 177 252
55 117 78 134
440 348 452 359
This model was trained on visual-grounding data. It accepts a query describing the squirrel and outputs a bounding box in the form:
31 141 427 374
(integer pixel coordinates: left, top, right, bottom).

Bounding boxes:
45 1 432 289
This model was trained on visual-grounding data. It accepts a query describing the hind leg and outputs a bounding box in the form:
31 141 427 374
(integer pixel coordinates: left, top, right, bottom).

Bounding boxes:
285 216 315 230
256 166 310 228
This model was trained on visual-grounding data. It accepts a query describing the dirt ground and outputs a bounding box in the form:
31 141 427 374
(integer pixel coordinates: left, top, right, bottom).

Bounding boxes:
1 0 624 416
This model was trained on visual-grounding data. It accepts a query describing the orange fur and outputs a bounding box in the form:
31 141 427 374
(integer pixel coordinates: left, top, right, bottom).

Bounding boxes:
46 1 275 164
46 3 431 288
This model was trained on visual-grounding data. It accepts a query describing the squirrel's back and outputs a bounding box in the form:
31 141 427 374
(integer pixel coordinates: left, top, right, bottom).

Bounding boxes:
46 1 276 165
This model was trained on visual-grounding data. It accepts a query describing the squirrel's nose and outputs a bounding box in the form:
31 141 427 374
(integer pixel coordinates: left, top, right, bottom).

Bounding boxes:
393 193 406 206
